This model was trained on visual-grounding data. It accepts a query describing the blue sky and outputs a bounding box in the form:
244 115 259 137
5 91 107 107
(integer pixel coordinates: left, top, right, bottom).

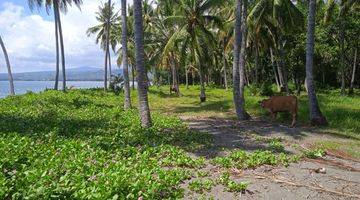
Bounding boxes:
0 0 129 73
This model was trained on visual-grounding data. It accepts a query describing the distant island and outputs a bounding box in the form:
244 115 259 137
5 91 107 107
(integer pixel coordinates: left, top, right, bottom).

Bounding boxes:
0 67 123 81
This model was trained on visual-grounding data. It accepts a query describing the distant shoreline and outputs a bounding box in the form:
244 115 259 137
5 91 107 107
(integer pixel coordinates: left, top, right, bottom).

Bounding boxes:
0 80 104 82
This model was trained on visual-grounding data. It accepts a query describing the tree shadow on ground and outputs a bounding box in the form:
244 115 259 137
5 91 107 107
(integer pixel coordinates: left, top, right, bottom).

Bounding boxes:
172 100 233 114
148 88 179 98
180 117 312 158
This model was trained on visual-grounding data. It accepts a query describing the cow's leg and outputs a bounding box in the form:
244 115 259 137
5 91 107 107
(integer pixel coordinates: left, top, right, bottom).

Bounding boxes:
270 112 277 120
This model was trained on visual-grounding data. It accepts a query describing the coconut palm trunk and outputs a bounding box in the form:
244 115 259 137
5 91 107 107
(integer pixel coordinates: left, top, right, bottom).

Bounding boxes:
223 43 228 90
104 46 109 90
121 0 132 109
108 50 112 79
0 35 15 95
233 0 247 120
103 0 111 91
199 65 206 102
170 55 180 96
133 0 152 128
185 67 189 89
339 20 346 95
132 65 135 90
270 48 281 90
238 0 251 120
349 48 357 95
54 2 60 90
254 44 260 85
278 38 289 94
305 0 327 126
55 3 66 91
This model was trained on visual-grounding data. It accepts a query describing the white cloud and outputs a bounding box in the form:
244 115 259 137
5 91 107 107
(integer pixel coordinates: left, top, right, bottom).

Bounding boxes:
0 0 132 73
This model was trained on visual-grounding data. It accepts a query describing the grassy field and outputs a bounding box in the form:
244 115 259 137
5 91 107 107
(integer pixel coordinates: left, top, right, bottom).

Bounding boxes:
144 85 360 137
0 86 359 198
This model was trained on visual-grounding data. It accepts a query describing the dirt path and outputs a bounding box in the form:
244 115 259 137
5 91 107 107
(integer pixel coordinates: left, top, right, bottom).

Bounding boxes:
179 116 360 200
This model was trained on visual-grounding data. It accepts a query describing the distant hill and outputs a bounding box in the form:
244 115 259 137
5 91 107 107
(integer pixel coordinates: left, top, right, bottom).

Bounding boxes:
0 67 123 81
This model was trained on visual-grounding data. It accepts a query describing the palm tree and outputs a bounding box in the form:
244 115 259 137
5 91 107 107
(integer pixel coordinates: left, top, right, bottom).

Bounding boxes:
87 2 119 90
305 0 327 126
0 35 15 95
121 0 132 109
248 0 304 93
133 0 152 128
28 0 82 91
161 0 224 102
324 0 359 95
233 0 243 119
233 0 250 120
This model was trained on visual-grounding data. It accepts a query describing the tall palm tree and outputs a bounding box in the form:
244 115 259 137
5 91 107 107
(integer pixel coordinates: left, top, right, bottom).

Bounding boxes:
134 0 152 128
0 35 15 95
87 2 119 90
54 3 60 90
28 0 82 91
305 0 327 126
238 0 251 120
121 0 132 109
233 0 244 119
105 0 112 91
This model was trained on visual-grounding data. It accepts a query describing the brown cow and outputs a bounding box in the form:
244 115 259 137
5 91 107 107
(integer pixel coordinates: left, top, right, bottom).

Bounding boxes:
260 96 298 127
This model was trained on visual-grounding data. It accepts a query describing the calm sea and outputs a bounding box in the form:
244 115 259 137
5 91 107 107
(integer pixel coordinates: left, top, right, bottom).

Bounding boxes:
0 81 103 98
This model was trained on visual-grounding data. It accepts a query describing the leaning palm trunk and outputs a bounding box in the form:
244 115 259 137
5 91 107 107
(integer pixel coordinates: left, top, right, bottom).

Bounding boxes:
0 35 15 95
305 0 327 126
55 3 66 91
349 48 357 95
133 0 152 128
54 3 60 90
121 0 132 109
237 0 251 120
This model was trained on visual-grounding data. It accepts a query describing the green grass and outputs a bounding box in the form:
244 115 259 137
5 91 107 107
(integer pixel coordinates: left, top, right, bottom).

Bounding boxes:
145 85 360 137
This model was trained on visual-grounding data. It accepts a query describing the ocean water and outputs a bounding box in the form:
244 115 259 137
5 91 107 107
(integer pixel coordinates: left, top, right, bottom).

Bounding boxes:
0 81 103 98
